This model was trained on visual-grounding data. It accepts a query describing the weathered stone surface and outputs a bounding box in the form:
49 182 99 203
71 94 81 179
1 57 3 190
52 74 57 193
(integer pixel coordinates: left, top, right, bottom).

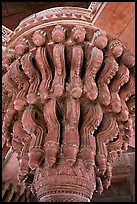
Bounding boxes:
2 7 135 202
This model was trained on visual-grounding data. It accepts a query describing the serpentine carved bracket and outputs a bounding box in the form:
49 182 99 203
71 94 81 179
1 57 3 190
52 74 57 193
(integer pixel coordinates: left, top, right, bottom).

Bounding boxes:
2 7 135 202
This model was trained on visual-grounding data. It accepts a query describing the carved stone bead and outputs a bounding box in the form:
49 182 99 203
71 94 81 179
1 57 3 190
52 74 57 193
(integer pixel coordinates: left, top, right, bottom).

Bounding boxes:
52 25 65 43
14 98 28 111
94 30 108 49
15 37 28 56
2 48 16 66
28 148 45 170
72 25 86 43
121 49 135 68
109 39 123 58
32 30 46 46
19 156 29 176
95 35 108 49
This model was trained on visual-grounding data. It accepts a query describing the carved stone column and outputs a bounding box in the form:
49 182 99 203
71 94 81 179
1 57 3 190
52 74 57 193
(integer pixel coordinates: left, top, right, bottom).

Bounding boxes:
2 7 135 202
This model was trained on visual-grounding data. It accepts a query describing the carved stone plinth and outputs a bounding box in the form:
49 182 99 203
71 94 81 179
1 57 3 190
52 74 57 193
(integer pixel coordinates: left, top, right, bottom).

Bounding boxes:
2 7 135 202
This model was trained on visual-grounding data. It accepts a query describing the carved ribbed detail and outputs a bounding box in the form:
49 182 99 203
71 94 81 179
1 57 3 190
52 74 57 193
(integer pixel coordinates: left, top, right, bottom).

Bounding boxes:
117 99 129 122
121 48 135 68
15 37 29 57
2 106 17 146
63 98 80 166
43 99 60 167
80 102 103 166
119 74 135 101
70 45 83 98
2 8 135 202
109 64 130 92
13 119 31 144
108 64 130 113
9 59 30 111
2 181 35 202
126 95 135 114
93 30 108 49
2 70 19 99
35 47 52 99
95 114 119 174
21 52 41 104
22 105 46 170
107 122 124 153
84 47 103 101
108 39 123 58
98 56 119 105
51 43 66 97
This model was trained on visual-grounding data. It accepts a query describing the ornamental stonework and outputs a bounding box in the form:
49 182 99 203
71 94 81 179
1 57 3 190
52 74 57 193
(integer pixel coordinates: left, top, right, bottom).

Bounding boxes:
2 7 135 202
